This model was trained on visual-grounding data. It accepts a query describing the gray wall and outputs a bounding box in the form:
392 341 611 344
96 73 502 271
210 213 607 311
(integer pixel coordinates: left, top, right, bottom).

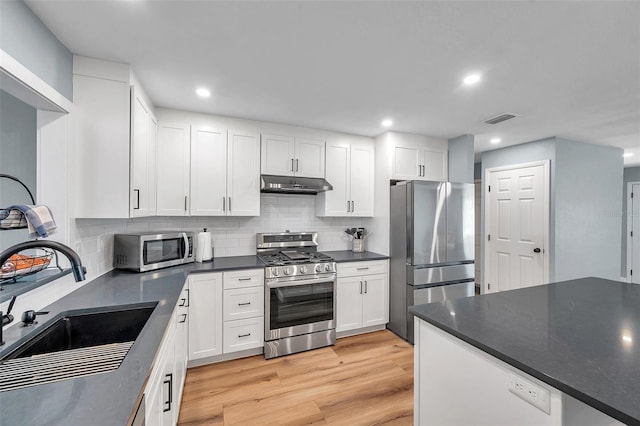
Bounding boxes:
0 0 73 100
480 138 557 285
554 138 622 282
0 91 37 249
621 166 640 276
448 134 474 183
474 162 481 181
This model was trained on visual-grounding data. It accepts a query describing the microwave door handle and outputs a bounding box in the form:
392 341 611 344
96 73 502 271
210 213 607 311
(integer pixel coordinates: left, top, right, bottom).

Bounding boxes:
182 233 190 261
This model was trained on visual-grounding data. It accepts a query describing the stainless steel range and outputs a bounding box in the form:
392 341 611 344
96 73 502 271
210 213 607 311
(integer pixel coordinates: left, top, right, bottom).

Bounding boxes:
257 232 336 359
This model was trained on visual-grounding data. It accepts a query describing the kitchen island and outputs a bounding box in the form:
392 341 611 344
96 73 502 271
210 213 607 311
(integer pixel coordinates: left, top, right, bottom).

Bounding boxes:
410 277 639 426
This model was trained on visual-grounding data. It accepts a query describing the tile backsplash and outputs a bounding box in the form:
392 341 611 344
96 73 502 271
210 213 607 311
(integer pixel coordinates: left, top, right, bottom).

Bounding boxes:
76 194 372 277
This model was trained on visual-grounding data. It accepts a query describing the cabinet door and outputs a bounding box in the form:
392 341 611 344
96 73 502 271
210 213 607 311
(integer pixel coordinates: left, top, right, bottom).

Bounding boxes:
175 285 189 404
336 276 364 332
147 115 158 216
130 89 151 217
188 273 223 360
261 133 295 176
228 130 260 216
190 126 227 216
349 142 374 217
321 141 350 216
161 322 177 426
392 142 421 180
157 122 191 216
361 273 389 327
75 74 131 218
422 148 448 181
294 137 325 178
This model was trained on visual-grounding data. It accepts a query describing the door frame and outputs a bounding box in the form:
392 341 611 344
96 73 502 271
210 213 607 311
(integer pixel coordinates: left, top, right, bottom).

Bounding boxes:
626 181 640 283
483 160 551 293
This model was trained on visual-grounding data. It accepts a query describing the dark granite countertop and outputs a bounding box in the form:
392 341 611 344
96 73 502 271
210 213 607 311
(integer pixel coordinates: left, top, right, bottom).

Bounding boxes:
324 250 389 262
0 255 265 426
409 277 640 425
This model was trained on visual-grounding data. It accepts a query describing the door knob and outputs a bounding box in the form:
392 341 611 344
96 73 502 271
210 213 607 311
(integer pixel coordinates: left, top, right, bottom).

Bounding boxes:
533 248 541 253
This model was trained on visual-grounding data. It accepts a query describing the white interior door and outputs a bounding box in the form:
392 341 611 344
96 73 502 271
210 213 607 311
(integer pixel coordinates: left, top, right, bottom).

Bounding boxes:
630 183 640 283
485 162 549 293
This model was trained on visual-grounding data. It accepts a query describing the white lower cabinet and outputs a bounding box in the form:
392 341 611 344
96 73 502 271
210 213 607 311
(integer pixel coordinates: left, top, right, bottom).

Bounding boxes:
336 260 389 333
222 269 264 354
145 281 189 425
188 269 264 363
188 272 223 360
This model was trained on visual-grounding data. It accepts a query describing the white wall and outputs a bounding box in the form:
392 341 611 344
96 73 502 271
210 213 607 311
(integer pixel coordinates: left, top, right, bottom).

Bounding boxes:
76 190 372 278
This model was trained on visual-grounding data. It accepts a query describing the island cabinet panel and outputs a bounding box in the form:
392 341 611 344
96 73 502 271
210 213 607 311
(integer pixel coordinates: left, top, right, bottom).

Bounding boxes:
414 318 563 426
188 272 223 360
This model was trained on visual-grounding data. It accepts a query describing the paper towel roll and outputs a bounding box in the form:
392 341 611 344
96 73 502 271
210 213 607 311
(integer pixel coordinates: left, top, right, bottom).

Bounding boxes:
196 228 213 262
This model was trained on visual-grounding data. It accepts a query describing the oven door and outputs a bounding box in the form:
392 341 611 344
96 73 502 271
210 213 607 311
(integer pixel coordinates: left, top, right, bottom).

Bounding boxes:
265 274 336 341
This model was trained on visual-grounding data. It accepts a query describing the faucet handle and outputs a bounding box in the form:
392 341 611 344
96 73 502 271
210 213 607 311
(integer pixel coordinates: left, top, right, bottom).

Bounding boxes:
21 310 49 326
1 295 17 326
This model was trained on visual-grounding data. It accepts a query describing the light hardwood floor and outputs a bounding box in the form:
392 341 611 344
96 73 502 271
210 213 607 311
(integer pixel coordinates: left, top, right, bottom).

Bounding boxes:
178 330 414 425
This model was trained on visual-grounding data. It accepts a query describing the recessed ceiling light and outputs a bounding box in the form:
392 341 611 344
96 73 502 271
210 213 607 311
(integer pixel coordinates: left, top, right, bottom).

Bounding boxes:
382 119 393 127
463 74 481 85
623 152 634 158
490 138 501 144
196 88 211 98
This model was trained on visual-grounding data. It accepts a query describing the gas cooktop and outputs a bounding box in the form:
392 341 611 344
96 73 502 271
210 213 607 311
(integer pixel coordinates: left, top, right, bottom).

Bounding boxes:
257 250 334 266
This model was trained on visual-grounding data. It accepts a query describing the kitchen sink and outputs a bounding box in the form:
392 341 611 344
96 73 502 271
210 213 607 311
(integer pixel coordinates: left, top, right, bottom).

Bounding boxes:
2 302 157 360
0 302 157 391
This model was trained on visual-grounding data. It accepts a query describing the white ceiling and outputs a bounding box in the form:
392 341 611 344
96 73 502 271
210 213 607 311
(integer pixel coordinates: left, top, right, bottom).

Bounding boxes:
26 0 640 164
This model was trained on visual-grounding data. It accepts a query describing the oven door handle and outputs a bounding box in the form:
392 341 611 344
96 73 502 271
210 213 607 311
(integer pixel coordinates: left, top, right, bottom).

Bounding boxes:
267 274 336 288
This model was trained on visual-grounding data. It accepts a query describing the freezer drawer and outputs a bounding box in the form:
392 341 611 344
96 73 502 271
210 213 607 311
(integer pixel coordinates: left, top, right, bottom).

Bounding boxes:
406 281 475 344
408 263 474 286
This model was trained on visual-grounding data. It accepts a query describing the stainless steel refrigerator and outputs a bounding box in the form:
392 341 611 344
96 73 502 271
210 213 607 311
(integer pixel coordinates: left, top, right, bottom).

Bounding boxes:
389 180 475 343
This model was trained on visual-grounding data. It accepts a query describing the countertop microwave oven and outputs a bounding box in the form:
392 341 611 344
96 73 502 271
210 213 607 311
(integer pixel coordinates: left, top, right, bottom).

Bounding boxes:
113 231 195 272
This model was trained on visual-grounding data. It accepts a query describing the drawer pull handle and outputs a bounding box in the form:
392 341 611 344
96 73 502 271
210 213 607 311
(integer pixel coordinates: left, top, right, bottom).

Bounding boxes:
238 277 252 281
178 298 186 307
238 302 251 306
179 313 187 323
238 333 251 338
356 267 369 270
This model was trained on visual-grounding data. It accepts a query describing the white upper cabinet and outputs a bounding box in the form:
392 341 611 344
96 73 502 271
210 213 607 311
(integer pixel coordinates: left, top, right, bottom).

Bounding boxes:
156 122 191 216
227 130 260 216
317 139 374 217
391 136 448 181
74 57 157 218
261 134 325 178
294 137 325 178
190 126 227 216
190 126 260 217
130 87 156 217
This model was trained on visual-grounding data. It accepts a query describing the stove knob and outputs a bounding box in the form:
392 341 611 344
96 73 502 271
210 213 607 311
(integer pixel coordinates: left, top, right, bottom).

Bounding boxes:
300 266 308 274
324 264 332 272
271 268 279 277
315 264 323 273
283 267 292 275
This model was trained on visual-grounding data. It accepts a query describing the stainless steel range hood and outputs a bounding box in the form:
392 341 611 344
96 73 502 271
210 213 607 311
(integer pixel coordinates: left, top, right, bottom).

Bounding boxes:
260 174 333 195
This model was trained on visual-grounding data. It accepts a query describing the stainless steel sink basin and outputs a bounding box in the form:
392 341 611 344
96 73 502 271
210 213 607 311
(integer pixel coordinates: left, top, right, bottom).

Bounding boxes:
0 302 157 391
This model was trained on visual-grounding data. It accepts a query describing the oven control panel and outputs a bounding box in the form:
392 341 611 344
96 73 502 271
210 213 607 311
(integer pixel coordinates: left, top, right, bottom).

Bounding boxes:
266 262 335 279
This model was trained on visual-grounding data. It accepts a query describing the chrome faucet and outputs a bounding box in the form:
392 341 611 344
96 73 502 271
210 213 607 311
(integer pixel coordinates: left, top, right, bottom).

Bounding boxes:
0 240 86 282
0 295 17 346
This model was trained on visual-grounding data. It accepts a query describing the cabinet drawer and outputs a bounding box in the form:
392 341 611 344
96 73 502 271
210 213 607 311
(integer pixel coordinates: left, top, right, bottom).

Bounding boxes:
223 287 264 321
337 260 387 278
223 317 264 353
223 269 264 289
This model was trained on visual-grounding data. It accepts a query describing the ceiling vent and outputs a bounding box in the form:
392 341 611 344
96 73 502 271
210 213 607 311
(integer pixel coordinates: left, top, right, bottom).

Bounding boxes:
484 113 519 125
